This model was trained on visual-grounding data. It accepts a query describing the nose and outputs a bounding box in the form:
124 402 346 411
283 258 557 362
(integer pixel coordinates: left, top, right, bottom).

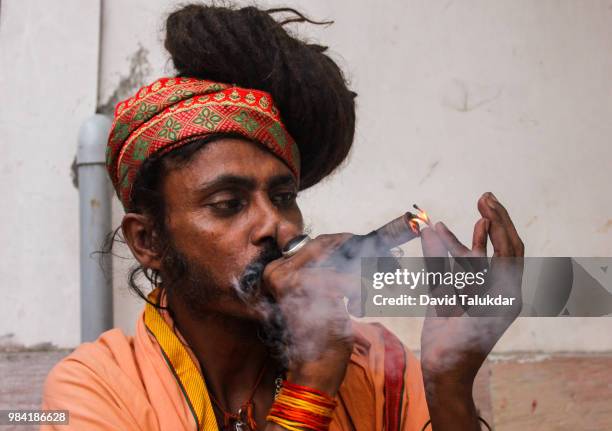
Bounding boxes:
249 196 302 249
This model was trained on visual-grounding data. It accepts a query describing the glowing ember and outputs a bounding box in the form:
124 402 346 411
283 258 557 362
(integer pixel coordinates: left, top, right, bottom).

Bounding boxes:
406 204 432 234
412 204 431 226
408 218 421 234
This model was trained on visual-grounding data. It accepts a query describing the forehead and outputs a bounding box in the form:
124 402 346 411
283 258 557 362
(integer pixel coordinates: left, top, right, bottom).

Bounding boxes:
164 138 296 190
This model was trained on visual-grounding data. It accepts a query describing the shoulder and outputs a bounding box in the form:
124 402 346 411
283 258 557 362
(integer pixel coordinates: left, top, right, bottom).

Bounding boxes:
41 328 157 430
42 328 141 411
44 328 135 388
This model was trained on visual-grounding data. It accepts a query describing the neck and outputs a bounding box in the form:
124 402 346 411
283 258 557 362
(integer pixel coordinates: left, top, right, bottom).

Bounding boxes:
167 291 279 410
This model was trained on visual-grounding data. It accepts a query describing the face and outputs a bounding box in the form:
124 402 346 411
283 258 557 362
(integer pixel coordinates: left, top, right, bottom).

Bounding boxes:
156 138 303 320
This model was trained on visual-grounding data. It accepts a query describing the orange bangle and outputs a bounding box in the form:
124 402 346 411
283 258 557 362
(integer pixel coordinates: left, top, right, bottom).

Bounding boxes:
266 380 338 431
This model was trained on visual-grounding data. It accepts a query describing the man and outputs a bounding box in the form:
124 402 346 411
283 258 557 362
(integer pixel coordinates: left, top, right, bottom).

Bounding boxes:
43 4 523 430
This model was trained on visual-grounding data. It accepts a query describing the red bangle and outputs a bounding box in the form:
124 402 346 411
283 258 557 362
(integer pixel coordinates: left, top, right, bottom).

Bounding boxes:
281 380 336 400
266 380 338 431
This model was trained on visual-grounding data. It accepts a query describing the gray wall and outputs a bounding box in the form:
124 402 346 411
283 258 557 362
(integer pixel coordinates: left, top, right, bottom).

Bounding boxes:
2 0 611 351
0 0 100 348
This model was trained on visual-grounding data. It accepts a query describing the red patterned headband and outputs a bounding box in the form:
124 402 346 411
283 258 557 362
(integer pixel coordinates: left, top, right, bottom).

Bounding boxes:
106 77 300 209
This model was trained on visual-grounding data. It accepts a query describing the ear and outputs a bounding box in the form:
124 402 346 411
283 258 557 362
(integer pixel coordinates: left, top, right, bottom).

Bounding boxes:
121 213 162 271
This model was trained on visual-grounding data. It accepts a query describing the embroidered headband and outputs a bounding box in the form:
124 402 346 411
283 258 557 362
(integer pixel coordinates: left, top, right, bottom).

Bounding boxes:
106 77 300 209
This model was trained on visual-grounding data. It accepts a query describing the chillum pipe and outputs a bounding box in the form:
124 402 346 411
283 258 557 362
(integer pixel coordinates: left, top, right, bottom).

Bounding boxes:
282 211 420 267
311 211 421 317
331 211 421 264
261 212 421 316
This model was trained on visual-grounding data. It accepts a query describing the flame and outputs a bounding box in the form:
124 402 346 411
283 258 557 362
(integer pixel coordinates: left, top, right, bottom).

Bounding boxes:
412 205 430 224
408 204 432 234
415 211 430 225
408 218 421 234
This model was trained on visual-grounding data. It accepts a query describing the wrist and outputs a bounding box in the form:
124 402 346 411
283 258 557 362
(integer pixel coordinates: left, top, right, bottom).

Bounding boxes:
424 373 473 398
421 358 478 396
267 380 337 431
287 364 346 396
423 376 479 431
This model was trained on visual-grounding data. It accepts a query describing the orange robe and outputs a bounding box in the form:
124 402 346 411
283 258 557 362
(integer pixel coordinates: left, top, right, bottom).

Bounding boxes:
41 291 429 430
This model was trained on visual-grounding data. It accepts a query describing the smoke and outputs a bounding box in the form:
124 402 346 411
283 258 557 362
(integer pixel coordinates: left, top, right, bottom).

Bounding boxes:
231 233 401 369
226 221 526 385
229 231 525 385
419 257 524 377
230 241 292 367
228 229 523 383
236 241 283 297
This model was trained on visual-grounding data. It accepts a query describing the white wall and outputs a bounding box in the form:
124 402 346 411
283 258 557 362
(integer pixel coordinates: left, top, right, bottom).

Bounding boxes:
0 0 100 348
2 0 611 350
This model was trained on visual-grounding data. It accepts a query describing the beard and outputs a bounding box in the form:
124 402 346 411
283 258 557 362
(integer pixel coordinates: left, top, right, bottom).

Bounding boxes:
160 237 282 318
160 236 289 365
160 241 229 319
235 240 291 367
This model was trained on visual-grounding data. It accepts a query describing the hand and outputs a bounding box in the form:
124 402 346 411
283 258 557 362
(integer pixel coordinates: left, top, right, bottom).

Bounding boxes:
262 234 356 396
419 192 524 430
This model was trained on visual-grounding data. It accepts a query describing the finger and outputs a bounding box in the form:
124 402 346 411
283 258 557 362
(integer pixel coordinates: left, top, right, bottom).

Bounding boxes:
472 218 489 257
434 221 479 273
299 269 363 318
420 226 450 275
459 223 490 305
286 270 354 317
308 269 361 300
477 193 514 257
467 217 490 274
274 268 359 301
478 192 524 256
434 221 470 257
485 193 524 256
420 228 466 317
420 226 448 258
496 203 524 257
281 233 353 269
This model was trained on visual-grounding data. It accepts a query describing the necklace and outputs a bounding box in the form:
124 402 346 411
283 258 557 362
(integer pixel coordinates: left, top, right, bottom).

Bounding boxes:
274 374 283 399
208 363 285 431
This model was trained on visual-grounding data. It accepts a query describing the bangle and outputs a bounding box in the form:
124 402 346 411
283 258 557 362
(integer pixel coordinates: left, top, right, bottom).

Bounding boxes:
421 416 492 431
266 380 338 431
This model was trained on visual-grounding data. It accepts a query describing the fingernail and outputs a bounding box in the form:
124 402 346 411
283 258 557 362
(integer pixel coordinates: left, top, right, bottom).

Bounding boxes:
487 197 497 209
489 192 499 202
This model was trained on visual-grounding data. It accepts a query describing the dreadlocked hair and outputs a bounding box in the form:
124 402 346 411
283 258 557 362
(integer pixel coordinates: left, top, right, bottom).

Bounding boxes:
102 4 357 307
165 3 357 189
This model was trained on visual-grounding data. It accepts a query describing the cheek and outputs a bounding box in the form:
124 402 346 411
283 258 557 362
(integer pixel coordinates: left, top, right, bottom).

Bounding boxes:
201 238 248 282
169 216 253 282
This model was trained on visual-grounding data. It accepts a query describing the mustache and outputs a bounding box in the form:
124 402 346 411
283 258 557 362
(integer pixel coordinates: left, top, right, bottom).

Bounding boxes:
238 240 283 296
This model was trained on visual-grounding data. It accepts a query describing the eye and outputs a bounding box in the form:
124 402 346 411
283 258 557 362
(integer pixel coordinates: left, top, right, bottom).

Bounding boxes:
207 198 246 215
272 191 297 207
